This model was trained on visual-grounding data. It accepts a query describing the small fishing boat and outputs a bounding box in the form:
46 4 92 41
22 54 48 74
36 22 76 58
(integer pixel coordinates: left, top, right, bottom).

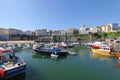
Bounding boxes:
91 44 120 59
0 47 26 79
91 44 115 56
51 52 59 58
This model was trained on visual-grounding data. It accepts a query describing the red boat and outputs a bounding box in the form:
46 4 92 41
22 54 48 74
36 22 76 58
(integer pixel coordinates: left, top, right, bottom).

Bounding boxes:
57 45 67 49
91 45 100 49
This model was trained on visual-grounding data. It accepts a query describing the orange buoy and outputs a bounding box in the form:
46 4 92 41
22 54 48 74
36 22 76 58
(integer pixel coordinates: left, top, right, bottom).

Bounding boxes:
116 53 120 59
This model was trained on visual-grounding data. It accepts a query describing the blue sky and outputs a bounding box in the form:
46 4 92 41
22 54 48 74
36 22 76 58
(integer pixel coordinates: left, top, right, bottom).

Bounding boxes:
0 0 120 31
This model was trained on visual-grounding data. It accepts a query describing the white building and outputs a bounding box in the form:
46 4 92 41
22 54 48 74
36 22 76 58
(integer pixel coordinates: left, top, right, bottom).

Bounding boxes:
35 29 47 36
60 30 66 36
24 31 33 35
9 28 22 35
52 30 66 36
90 27 101 33
101 23 119 33
79 24 88 34
108 23 119 31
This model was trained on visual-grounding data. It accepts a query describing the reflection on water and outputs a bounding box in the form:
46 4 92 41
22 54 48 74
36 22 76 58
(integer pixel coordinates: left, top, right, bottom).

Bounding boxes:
90 53 117 63
32 53 67 62
90 53 120 69
2 45 120 80
90 53 114 60
0 72 26 80
116 61 120 68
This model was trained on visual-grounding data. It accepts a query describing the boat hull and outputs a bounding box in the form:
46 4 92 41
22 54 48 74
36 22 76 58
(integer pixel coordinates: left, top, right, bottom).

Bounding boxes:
91 48 112 56
0 64 26 79
33 49 69 57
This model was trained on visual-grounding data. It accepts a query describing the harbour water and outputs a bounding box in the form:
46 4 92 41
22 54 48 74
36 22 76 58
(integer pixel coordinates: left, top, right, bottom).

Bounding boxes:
2 45 120 80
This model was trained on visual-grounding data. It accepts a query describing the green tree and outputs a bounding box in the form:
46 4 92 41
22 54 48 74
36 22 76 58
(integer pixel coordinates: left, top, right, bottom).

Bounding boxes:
107 32 119 39
99 32 107 40
73 30 79 37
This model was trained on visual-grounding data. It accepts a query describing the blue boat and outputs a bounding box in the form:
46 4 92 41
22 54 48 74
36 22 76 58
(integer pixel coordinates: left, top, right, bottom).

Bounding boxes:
0 47 26 79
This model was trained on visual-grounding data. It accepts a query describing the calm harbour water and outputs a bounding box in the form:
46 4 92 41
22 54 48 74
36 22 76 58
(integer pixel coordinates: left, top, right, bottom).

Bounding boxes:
3 45 120 80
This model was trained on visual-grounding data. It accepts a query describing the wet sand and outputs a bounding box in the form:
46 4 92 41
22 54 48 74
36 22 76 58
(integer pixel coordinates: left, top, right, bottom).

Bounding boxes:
0 40 34 44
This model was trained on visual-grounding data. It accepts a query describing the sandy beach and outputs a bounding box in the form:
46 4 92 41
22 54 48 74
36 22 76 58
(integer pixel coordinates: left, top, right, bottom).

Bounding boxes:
0 40 34 44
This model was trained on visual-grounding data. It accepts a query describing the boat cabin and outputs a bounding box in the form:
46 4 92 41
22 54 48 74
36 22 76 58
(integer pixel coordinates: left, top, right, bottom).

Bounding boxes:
100 45 113 52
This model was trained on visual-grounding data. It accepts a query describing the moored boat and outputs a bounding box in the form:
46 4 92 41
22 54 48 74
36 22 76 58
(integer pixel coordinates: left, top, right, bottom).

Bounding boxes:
51 52 59 58
33 46 69 57
91 44 115 56
0 47 26 79
86 41 105 49
91 45 100 49
86 42 94 48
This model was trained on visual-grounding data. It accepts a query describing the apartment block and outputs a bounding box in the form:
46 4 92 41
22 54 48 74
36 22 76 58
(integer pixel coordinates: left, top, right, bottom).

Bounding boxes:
101 23 119 32
24 31 33 35
52 30 67 36
67 28 78 35
9 28 22 35
90 27 101 33
35 29 47 36
0 28 9 40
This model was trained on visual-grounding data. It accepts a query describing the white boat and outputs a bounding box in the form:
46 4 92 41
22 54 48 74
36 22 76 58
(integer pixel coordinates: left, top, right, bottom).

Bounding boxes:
0 47 26 79
51 52 59 58
68 51 76 55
